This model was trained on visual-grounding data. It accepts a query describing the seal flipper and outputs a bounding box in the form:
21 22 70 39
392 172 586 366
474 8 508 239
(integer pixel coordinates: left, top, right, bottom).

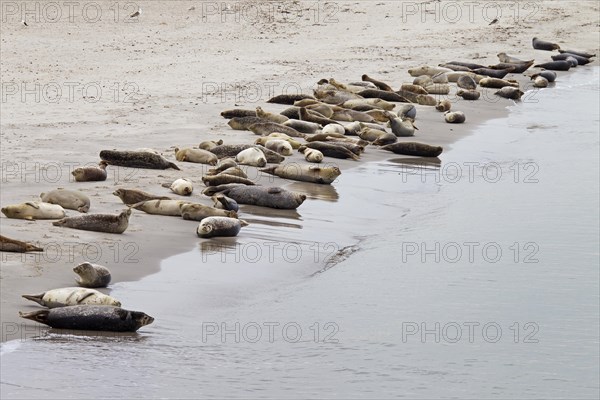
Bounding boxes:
259 166 277 175
22 293 46 306
19 310 50 324
168 162 181 171
52 218 66 226
25 202 40 209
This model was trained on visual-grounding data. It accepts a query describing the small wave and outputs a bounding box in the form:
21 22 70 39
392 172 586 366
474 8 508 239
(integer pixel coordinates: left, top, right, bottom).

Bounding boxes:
0 340 23 356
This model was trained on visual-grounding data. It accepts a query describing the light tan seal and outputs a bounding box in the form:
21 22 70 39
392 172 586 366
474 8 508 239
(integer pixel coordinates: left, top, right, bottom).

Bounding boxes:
40 189 90 213
2 202 65 220
260 164 341 185
22 287 120 308
73 262 111 288
180 203 237 221
175 148 218 165
113 188 171 206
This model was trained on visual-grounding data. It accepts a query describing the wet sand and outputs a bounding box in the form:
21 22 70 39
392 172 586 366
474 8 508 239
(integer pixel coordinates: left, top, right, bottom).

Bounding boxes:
1 1 599 339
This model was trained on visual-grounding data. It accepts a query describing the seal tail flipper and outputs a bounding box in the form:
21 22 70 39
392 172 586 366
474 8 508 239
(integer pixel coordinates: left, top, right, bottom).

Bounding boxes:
22 293 46 306
130 200 149 210
239 220 249 227
26 244 43 252
161 183 171 188
19 310 50 324
168 162 181 171
52 219 65 226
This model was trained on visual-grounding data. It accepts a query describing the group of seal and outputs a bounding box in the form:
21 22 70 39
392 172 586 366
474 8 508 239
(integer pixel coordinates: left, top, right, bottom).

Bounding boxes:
4 36 595 335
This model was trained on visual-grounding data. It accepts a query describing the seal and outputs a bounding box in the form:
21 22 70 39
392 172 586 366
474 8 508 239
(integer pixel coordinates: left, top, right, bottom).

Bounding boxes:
357 89 410 103
197 217 248 238
387 113 417 137
479 77 520 88
210 144 285 163
19 305 154 332
113 188 171 206
397 104 417 120
431 72 449 84
258 139 294 156
279 106 302 119
457 89 481 100
206 166 247 178
267 94 316 105
198 140 224 151
488 61 534 73
424 84 450 95
283 119 320 134
325 141 364 155
342 98 395 111
471 68 513 79
22 287 121 308
331 109 375 123
416 95 438 106
438 63 472 72
530 71 557 82
248 122 305 138
260 164 341 185
314 89 362 104
203 185 307 210
207 158 239 175
0 235 43 252
300 147 324 163
558 49 595 59
551 53 591 65
180 203 237 221
435 100 451 112
408 66 452 77
497 53 533 64
400 84 429 95
445 111 466 123
236 147 267 167
2 202 65 220
361 74 394 91
202 173 255 186
72 161 108 182
495 87 524 100
263 133 302 149
299 107 341 126
40 189 90 213
132 200 189 216
256 106 289 124
381 142 443 157
211 194 239 212
532 37 560 51
366 109 394 122
165 178 193 196
175 148 218 165
533 76 549 88
457 75 477 90
228 116 267 130
100 150 180 170
306 104 336 118
220 109 256 119
413 75 433 87
444 61 486 70
299 142 360 160
73 262 111 288
53 209 131 234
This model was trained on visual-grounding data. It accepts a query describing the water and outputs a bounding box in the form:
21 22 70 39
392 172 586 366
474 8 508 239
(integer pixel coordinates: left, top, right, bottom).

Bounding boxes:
1 67 598 399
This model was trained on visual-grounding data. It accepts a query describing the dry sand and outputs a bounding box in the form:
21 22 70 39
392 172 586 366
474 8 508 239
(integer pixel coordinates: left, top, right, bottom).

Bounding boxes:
1 0 598 339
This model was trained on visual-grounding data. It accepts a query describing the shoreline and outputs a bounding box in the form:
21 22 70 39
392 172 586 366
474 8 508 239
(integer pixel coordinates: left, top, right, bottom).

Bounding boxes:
1 1 599 341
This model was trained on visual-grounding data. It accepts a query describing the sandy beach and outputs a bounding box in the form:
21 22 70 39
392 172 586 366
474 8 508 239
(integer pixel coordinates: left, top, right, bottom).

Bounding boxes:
1 0 598 345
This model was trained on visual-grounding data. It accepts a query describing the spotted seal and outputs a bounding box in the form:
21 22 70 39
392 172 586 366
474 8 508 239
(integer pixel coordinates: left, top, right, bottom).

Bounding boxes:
22 287 120 308
100 150 180 170
72 161 108 182
197 217 248 238
73 262 112 288
52 209 131 234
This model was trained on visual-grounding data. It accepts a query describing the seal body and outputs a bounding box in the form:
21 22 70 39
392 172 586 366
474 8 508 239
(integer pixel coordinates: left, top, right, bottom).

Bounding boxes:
236 147 267 167
113 188 171 205
381 142 443 157
408 66 452 77
262 139 293 156
2 202 65 220
0 235 42 252
248 122 305 138
202 173 254 186
181 203 237 221
100 150 180 170
532 37 560 51
72 161 108 182
52 209 131 234
445 111 466 123
479 78 519 88
531 71 557 82
198 140 224 151
457 90 481 100
533 61 571 71
133 200 189 216
361 74 393 91
210 144 284 164
495 87 524 100
73 262 112 288
205 185 307 210
19 305 154 332
197 217 248 238
388 116 416 137
457 75 477 90
267 94 315 105
435 100 451 112
228 116 267 130
256 106 288 123
22 287 120 308
40 189 90 213
260 164 341 185
300 142 359 160
301 148 324 163
169 178 193 196
533 76 549 88
282 119 320 134
175 148 218 165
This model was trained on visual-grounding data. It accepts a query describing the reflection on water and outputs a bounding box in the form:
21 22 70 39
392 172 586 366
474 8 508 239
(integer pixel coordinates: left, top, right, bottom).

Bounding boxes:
286 181 340 202
387 156 442 168
1 68 598 399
